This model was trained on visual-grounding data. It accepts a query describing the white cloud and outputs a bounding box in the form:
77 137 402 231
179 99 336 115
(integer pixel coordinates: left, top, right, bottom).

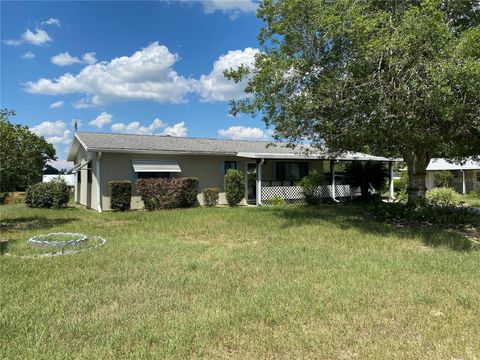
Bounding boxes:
218 126 267 140
26 42 194 106
49 100 64 109
89 112 113 128
4 28 52 46
30 120 71 144
180 0 257 18
51 51 97 66
21 51 35 59
48 159 73 171
161 121 187 137
197 47 259 102
111 118 167 135
42 18 60 26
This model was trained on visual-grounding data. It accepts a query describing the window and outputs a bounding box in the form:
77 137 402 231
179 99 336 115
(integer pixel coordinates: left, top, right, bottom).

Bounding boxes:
275 162 308 181
224 161 237 174
137 172 170 179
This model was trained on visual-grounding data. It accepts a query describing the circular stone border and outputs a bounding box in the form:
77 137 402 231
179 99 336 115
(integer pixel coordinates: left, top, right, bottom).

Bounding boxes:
27 232 88 248
5 236 107 259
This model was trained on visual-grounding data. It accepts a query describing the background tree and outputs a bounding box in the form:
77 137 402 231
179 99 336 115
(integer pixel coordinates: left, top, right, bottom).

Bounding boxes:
227 0 480 203
0 109 56 192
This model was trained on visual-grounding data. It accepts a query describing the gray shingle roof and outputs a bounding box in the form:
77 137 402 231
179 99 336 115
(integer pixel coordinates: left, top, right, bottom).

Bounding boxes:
74 131 298 155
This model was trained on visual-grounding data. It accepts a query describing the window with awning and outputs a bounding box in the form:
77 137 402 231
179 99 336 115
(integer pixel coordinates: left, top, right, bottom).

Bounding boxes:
131 160 181 173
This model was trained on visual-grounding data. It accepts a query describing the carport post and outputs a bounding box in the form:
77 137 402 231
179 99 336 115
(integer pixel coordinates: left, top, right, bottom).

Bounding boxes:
462 170 466 195
256 158 264 206
389 161 395 200
330 160 336 201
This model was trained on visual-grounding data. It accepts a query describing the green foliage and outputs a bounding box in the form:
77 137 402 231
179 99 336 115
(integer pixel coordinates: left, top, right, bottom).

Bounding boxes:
434 171 455 187
298 170 325 205
369 201 478 226
224 169 244 206
344 161 388 201
109 181 132 211
0 109 56 192
465 191 480 199
202 188 219 207
426 187 461 207
136 177 198 211
227 0 480 202
25 178 69 208
265 196 287 206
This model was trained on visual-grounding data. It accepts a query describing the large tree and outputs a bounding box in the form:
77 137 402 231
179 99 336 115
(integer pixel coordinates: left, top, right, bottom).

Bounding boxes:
0 109 56 192
227 0 480 202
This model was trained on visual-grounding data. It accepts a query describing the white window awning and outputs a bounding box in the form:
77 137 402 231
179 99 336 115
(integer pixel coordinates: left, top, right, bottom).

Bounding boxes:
131 160 182 173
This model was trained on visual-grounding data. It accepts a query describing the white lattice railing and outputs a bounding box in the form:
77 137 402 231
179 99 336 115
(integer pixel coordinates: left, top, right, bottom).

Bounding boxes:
261 184 359 204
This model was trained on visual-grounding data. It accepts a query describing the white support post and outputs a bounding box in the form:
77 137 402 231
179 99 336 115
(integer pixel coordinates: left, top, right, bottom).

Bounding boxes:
462 170 466 195
330 160 336 201
96 152 102 213
256 159 264 206
389 161 395 201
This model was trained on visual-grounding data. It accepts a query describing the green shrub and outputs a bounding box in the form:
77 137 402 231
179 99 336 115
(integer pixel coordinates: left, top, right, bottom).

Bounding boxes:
25 178 69 208
465 191 480 199
426 187 461 207
298 170 325 205
224 169 244 206
265 196 286 206
109 180 132 211
202 188 219 207
136 177 198 210
181 178 199 207
368 201 478 226
434 171 455 188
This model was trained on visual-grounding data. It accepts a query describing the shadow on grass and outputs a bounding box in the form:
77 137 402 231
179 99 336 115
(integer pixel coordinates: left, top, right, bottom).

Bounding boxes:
0 239 18 255
262 205 476 252
0 217 77 232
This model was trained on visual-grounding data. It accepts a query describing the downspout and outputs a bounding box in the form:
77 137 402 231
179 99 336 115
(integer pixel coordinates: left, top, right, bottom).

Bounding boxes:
96 152 102 213
461 170 466 195
256 158 265 206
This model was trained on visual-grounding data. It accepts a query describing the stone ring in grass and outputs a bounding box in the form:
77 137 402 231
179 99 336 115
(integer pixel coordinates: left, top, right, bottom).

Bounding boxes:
27 232 88 248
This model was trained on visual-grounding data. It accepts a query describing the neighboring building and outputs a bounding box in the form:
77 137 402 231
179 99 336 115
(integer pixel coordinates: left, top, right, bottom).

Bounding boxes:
426 158 480 194
43 174 76 187
67 132 397 212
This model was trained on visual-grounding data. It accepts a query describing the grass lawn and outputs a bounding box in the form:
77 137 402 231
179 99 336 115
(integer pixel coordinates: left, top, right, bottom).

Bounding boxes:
1 204 479 359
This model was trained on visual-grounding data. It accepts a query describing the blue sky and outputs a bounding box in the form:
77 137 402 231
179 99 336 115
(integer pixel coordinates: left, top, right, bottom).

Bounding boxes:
1 0 267 168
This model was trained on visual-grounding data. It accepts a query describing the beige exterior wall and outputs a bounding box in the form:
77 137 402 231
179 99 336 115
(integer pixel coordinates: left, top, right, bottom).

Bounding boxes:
426 169 480 194
98 152 247 210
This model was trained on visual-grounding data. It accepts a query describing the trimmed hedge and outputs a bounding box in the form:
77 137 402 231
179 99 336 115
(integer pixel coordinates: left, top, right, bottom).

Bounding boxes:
202 188 219 207
109 180 132 211
224 169 244 206
136 177 199 210
25 179 70 208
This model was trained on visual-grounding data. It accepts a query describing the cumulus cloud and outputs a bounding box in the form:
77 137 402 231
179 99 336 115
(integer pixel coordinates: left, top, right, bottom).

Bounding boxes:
111 118 187 137
21 51 35 59
51 51 97 66
49 100 64 109
196 47 259 102
179 0 257 18
30 120 71 144
161 121 187 137
42 18 60 26
4 28 52 46
218 126 267 140
26 42 194 106
89 112 113 128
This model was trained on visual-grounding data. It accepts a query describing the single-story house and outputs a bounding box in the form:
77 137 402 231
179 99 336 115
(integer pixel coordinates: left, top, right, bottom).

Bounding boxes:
426 158 480 194
67 132 398 212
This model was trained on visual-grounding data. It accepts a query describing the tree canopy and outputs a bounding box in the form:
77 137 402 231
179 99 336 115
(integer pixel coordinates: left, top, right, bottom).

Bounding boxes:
227 0 480 202
0 109 56 192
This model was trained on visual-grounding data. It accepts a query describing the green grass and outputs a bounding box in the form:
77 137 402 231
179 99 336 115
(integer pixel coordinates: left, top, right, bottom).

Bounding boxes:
1 204 479 359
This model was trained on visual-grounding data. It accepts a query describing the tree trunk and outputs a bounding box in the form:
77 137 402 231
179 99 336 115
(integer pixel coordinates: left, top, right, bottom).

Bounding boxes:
404 150 430 203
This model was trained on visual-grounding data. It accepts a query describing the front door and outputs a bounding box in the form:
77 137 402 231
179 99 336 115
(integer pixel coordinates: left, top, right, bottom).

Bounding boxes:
247 163 256 203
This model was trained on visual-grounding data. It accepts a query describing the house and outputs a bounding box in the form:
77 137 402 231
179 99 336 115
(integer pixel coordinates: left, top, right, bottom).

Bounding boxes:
426 158 480 194
67 132 397 212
